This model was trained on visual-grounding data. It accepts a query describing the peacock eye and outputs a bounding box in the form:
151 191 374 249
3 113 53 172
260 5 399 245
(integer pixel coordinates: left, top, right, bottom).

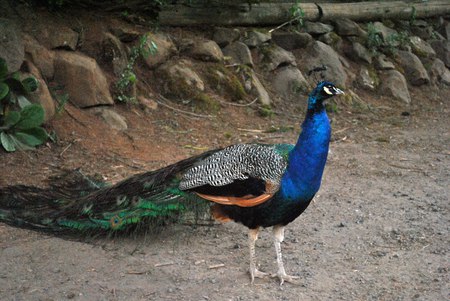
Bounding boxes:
323 86 333 95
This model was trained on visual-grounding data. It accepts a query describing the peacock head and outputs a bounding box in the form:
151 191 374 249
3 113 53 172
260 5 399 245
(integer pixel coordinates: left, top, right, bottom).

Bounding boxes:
308 81 344 110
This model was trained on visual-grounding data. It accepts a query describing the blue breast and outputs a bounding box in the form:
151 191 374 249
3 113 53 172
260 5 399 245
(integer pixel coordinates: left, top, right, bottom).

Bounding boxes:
279 110 331 202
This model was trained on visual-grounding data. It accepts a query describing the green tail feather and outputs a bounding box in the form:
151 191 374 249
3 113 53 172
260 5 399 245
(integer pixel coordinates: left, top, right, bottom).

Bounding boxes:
0 151 217 234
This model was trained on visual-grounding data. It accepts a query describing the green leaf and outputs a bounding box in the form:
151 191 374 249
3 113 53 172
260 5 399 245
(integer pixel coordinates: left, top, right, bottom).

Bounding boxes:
17 95 32 109
4 77 27 94
21 77 39 93
15 104 44 130
22 127 48 142
8 134 34 151
0 58 7 80
14 132 44 147
0 82 9 100
0 132 15 152
3 111 20 127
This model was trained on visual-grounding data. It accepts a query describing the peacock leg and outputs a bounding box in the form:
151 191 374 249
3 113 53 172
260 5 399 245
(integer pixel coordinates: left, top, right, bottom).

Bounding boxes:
248 227 268 283
272 225 300 285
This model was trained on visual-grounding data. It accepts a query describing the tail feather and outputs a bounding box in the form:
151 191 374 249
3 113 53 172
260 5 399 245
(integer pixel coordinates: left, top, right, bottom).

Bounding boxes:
0 150 218 233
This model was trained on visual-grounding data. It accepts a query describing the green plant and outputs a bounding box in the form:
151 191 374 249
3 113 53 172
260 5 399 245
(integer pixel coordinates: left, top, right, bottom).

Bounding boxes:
289 0 305 30
366 22 383 55
366 22 410 56
115 34 158 103
0 58 48 152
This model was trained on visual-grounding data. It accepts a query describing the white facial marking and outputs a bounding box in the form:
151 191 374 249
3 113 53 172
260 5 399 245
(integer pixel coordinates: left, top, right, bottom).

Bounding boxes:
323 86 333 95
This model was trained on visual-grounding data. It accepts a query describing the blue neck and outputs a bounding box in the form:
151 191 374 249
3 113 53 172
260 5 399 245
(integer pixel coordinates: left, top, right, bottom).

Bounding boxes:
280 106 331 201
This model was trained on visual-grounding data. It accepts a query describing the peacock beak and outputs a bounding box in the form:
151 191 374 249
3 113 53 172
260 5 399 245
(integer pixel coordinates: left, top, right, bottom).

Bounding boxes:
333 87 344 95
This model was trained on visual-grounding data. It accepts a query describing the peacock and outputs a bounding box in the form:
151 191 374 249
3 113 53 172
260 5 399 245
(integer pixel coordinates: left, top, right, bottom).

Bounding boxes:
0 81 343 285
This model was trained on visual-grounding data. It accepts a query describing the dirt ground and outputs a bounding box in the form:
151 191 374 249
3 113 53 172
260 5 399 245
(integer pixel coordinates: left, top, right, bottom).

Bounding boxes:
0 81 449 301
0 5 449 300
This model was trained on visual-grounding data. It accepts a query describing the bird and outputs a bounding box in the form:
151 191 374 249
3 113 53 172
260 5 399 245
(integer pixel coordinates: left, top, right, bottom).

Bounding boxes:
0 81 343 285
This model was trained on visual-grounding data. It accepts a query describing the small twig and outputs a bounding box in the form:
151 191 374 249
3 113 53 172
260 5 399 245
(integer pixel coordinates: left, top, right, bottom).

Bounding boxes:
219 97 258 107
268 14 303 33
126 271 147 275
59 139 80 157
334 127 350 134
237 128 264 133
387 163 425 173
155 261 175 267
208 263 225 269
155 95 213 119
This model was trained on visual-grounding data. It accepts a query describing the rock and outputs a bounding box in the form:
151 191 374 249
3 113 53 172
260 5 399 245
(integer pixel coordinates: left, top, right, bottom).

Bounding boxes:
409 36 436 59
158 59 205 92
395 50 429 86
260 44 296 71
411 23 434 40
102 33 128 76
304 21 334 35
109 26 140 43
272 66 309 100
0 18 24 72
428 58 450 86
222 42 253 67
334 18 366 37
271 31 313 50
22 33 55 80
430 40 450 68
213 27 240 47
54 51 114 108
35 24 79 50
189 40 223 62
373 22 398 45
138 95 158 111
356 66 377 91
318 32 342 50
143 33 176 69
302 41 347 88
443 22 450 40
242 30 271 48
91 108 127 131
374 54 395 70
380 70 411 104
22 61 56 122
250 70 271 106
348 42 372 64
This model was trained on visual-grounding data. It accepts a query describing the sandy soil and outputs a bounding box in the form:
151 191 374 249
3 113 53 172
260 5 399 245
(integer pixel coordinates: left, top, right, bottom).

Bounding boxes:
0 83 448 301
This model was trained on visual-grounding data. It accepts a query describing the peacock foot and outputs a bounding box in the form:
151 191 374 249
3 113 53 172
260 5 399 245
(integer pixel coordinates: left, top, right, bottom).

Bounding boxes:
271 271 300 286
249 268 269 284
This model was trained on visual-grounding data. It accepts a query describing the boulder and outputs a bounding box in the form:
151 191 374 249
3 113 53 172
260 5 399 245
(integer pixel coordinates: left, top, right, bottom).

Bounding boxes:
143 33 176 69
22 61 56 122
91 108 127 131
334 18 366 37
411 22 434 40
395 50 429 86
302 41 347 88
34 24 79 50
373 22 398 45
138 95 158 111
242 30 271 48
318 32 342 50
271 31 313 50
428 58 450 86
380 70 411 104
102 33 128 76
260 44 296 71
356 66 377 91
222 42 253 67
54 51 114 108
189 40 223 62
374 54 395 70
430 40 450 68
22 33 55 80
109 26 140 43
304 21 333 35
0 18 24 72
409 36 436 59
213 27 240 47
250 70 271 106
158 59 205 92
348 42 372 64
271 66 309 99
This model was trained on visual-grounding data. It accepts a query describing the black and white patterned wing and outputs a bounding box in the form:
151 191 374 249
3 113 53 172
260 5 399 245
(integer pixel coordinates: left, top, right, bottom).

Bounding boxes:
179 144 287 195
